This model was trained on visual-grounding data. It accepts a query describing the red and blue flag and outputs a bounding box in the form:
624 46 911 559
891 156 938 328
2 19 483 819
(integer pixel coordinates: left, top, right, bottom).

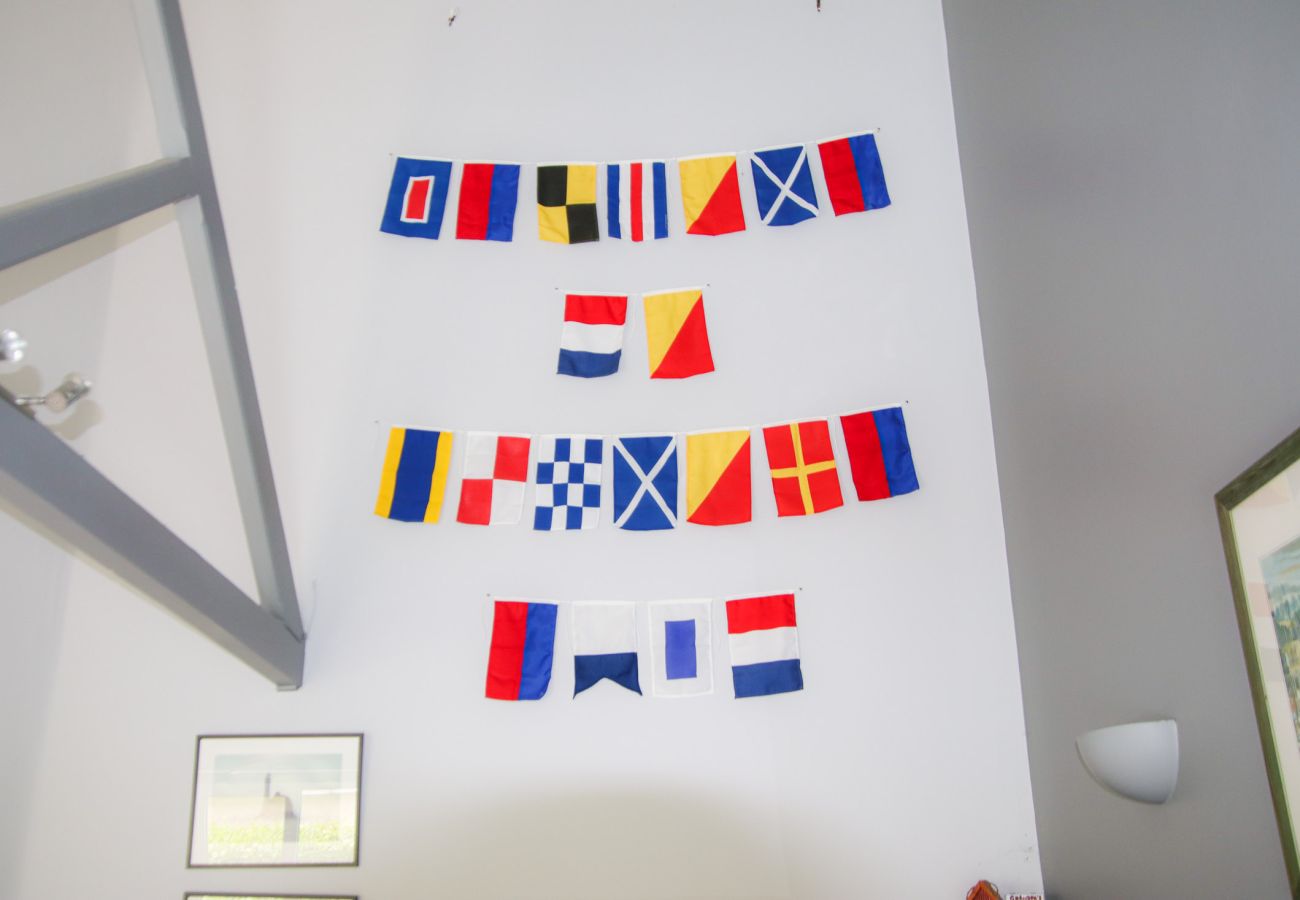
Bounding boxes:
485 599 558 701
839 406 919 501
816 133 891 217
456 162 521 241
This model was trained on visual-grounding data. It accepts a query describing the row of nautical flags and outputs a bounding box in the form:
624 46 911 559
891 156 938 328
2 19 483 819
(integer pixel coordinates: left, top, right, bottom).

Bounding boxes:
558 288 714 379
379 132 889 245
485 592 804 700
374 406 919 531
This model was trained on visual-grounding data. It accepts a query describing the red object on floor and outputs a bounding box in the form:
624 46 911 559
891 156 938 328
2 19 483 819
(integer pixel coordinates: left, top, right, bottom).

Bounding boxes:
966 882 1002 900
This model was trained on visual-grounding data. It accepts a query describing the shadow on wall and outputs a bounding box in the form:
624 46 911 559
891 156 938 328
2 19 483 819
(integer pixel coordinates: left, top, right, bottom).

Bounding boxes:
382 787 870 899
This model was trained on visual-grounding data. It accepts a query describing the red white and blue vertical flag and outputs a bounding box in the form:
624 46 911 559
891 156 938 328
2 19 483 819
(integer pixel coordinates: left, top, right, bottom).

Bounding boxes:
606 160 669 242
572 602 642 697
380 157 453 239
750 144 819 227
816 132 891 216
485 599 558 701
647 599 713 697
725 592 804 699
557 293 627 378
455 161 521 241
839 406 919 501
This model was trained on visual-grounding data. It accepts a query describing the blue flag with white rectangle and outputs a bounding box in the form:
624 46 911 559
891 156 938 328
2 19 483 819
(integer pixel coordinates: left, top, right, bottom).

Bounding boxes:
751 145 819 227
612 435 678 531
648 599 713 697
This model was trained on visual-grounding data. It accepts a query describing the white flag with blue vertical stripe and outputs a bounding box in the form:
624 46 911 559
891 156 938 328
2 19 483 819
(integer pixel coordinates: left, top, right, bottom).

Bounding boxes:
647 599 713 697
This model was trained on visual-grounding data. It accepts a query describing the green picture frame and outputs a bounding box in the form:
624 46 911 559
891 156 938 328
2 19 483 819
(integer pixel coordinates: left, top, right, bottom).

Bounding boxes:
1217 425 1300 897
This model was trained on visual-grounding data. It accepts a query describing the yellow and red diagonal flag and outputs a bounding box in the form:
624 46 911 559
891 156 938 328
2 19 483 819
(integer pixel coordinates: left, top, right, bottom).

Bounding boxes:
761 420 843 517
678 153 746 236
686 428 752 526
643 287 715 379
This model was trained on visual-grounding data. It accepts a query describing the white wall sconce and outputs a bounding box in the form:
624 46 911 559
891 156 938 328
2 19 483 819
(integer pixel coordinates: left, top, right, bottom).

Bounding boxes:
1076 719 1179 804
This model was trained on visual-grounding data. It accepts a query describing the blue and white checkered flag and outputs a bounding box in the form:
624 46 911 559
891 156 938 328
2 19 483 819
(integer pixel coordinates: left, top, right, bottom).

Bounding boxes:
533 435 604 531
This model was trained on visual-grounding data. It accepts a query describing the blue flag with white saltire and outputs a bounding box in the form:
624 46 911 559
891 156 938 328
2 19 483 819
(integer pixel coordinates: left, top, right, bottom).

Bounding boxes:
612 434 678 530
750 144 819 227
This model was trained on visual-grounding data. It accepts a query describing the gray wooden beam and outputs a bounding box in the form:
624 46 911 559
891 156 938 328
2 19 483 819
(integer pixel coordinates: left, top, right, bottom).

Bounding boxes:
0 157 197 271
0 399 304 686
134 0 305 641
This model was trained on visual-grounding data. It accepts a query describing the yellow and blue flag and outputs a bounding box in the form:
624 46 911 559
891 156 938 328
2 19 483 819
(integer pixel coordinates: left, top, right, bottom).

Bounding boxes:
374 426 453 522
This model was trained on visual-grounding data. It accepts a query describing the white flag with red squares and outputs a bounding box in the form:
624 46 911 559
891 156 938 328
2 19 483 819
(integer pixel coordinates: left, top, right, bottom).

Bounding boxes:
456 432 531 526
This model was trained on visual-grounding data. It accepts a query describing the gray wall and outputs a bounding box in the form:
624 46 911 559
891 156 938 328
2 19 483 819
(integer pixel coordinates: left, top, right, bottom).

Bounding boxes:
942 2 1300 897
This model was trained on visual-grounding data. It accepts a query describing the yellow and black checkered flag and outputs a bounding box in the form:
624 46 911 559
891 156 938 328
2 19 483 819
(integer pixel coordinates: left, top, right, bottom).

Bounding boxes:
537 164 599 244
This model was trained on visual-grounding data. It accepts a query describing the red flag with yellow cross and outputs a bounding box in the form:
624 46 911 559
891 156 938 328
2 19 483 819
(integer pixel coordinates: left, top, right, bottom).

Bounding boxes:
761 419 844 517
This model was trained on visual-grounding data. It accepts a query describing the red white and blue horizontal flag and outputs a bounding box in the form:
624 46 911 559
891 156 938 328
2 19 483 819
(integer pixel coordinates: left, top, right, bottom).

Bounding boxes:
380 157 453 239
485 599 558 701
606 160 669 242
725 593 804 699
455 161 521 241
816 132 891 217
557 293 627 378
839 406 919 501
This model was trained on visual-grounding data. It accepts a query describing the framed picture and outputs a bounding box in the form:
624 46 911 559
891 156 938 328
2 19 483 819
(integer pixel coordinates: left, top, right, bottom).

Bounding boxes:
187 734 363 868
185 895 357 899
1217 425 1300 893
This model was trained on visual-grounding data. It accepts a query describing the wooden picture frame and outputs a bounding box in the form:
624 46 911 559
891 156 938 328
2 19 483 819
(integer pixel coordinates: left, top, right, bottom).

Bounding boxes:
187 734 363 868
1217 426 1300 895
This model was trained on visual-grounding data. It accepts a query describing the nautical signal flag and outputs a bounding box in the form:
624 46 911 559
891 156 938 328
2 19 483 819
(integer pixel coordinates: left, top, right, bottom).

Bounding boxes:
726 593 804 699
647 599 713 698
557 293 627 378
607 160 669 241
485 599 558 701
678 153 746 236
374 426 452 523
839 406 919 501
380 157 452 239
455 161 521 241
643 287 715 379
612 434 678 531
816 132 891 217
534 435 604 531
571 602 641 697
456 432 531 526
537 163 599 244
762 419 844 517
751 144 819 227
686 429 752 526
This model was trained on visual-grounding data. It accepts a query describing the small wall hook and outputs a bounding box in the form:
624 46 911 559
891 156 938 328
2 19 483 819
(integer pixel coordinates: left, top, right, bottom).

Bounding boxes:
448 6 459 26
15 373 93 414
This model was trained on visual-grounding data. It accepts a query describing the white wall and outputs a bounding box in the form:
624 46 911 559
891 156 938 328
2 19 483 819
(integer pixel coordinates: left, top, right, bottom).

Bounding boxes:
6 1 1042 897
943 1 1300 896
